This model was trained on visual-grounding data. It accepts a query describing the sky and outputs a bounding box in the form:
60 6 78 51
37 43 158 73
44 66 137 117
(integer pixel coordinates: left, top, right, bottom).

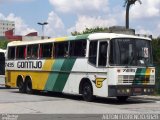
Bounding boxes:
0 0 160 38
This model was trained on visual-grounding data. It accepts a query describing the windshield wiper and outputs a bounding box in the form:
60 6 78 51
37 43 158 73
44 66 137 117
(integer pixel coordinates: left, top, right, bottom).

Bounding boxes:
127 54 135 67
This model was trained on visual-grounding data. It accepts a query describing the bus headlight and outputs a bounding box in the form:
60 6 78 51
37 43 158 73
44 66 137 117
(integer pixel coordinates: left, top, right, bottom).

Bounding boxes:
117 88 131 94
149 75 155 83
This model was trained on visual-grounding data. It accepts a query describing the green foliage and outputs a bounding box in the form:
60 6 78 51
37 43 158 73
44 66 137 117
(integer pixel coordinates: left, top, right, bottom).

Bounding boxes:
0 40 9 49
152 37 160 63
71 27 109 36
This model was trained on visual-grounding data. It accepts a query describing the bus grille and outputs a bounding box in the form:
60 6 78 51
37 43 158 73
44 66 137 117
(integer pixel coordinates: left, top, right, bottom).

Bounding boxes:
118 75 155 84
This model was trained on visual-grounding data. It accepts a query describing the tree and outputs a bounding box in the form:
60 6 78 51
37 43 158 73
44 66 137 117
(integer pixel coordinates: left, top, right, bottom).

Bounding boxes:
71 27 109 36
124 0 142 29
0 40 8 49
152 37 160 63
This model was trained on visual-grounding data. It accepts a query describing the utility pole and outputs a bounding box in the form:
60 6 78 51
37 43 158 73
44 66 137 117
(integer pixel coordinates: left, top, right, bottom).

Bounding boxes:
37 22 48 39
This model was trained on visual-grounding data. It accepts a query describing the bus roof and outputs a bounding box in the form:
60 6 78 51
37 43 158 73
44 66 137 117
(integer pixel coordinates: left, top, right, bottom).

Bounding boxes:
7 33 151 47
0 49 6 53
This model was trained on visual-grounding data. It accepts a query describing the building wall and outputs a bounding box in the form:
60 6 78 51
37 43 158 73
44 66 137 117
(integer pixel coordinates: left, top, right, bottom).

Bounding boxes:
22 36 49 41
0 20 15 36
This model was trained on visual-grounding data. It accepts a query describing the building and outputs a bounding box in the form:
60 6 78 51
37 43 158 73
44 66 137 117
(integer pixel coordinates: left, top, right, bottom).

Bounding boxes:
4 29 49 41
0 20 15 36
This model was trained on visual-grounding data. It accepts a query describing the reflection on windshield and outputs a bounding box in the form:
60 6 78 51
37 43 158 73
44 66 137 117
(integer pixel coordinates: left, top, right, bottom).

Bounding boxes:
109 38 153 66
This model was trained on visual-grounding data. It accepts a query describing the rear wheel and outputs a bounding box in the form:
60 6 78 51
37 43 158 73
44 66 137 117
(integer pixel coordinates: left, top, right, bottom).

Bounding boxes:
82 82 95 102
25 79 32 94
117 96 129 102
18 80 25 93
5 85 11 89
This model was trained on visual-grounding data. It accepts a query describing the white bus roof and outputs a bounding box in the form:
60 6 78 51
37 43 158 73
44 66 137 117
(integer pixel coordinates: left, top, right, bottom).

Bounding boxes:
7 33 151 47
0 49 6 53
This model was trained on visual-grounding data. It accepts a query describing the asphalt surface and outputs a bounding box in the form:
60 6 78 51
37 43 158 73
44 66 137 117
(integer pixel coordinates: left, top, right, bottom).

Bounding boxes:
0 87 160 120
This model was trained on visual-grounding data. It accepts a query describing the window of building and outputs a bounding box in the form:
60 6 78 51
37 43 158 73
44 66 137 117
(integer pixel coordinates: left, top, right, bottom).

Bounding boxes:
69 40 87 57
16 46 26 59
54 42 68 57
40 43 53 58
27 44 39 59
8 47 15 60
88 41 98 65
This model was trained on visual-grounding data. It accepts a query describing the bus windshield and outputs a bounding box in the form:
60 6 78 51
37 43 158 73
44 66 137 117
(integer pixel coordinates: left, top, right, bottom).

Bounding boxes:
109 38 153 66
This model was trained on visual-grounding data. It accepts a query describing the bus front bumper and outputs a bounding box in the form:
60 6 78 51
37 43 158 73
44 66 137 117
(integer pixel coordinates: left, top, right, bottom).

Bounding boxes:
108 85 155 97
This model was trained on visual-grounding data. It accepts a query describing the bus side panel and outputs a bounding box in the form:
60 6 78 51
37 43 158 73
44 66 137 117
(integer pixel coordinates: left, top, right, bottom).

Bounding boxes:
44 58 76 92
63 59 108 97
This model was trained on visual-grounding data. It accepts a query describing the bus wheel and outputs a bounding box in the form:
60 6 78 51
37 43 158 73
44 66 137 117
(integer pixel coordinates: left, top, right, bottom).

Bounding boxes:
5 85 11 89
18 80 25 93
82 82 94 102
25 79 32 94
117 96 129 102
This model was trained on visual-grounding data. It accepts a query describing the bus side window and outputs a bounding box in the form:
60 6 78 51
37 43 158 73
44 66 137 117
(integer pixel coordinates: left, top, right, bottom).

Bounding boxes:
27 44 38 59
8 47 15 60
55 42 68 58
40 43 52 58
69 40 87 57
88 41 98 65
16 46 26 59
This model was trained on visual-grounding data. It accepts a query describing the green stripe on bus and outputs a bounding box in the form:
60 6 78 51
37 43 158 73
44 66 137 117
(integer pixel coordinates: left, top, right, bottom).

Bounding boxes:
52 58 76 92
133 68 146 84
75 34 89 40
44 59 65 91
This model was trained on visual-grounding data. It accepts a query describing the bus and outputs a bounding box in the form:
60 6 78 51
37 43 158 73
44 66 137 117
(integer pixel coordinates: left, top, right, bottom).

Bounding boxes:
0 49 5 87
5 33 155 101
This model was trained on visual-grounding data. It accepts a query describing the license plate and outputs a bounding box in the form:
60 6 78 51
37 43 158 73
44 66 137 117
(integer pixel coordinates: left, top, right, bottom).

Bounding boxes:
134 88 142 92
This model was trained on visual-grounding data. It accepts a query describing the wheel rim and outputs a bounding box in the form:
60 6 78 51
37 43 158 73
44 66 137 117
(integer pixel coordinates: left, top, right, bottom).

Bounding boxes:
83 83 92 99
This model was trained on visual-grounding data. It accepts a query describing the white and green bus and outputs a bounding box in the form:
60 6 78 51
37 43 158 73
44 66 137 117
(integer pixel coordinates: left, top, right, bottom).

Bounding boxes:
5 33 155 101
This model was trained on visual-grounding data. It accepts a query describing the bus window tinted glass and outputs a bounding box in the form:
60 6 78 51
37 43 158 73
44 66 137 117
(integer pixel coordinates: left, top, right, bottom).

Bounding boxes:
98 41 108 66
55 42 68 57
89 41 98 65
16 46 26 59
27 45 39 59
8 47 15 59
69 40 86 57
40 43 52 58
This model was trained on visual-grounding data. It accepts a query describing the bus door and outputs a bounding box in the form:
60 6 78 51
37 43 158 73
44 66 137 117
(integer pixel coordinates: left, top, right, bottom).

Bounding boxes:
94 41 108 97
98 41 108 67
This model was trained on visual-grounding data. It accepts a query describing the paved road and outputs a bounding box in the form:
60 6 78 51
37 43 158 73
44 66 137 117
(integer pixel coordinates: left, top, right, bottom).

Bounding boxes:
0 88 160 119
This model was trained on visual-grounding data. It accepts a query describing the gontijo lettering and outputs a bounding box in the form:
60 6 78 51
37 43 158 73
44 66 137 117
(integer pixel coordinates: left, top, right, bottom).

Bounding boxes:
17 61 42 69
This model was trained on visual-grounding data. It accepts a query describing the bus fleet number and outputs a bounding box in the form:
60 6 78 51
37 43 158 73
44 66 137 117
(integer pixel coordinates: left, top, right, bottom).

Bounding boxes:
6 62 14 68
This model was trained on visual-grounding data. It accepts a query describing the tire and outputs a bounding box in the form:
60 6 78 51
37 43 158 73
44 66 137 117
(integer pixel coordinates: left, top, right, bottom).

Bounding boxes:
25 80 32 94
5 85 11 89
82 82 95 102
18 80 25 93
117 96 129 102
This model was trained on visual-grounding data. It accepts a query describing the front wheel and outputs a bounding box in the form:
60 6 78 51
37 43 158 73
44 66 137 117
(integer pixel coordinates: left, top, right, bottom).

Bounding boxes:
82 82 95 102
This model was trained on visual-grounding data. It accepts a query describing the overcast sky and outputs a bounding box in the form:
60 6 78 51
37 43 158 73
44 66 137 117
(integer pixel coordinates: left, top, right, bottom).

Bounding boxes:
0 0 160 38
